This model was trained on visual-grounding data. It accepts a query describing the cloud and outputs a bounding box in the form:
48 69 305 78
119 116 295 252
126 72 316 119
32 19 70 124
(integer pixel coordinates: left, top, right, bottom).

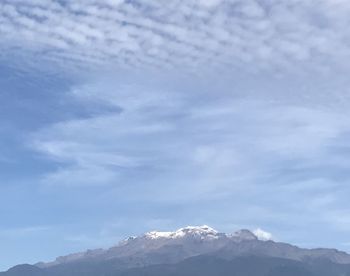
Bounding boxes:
31 75 350 201
23 71 350 252
1 0 350 73
253 228 273 241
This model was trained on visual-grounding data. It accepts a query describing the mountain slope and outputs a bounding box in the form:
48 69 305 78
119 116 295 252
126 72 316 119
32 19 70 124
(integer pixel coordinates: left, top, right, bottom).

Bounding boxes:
121 256 317 276
4 256 350 276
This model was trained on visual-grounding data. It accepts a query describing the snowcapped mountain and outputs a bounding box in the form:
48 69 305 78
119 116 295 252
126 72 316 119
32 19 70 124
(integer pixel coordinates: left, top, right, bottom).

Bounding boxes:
135 225 261 242
143 225 220 240
38 225 259 268
4 225 350 276
35 225 350 268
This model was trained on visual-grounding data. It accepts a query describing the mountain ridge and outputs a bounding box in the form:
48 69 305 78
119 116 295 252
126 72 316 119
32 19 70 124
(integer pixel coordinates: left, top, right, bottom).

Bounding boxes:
3 225 350 276
36 225 262 268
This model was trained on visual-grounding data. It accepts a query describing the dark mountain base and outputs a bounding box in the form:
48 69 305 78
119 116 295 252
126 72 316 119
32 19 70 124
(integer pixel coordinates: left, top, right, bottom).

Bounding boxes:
3 256 350 276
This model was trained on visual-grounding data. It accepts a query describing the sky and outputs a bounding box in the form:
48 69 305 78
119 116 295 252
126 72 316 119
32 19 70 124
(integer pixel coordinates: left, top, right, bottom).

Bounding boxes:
2 0 350 271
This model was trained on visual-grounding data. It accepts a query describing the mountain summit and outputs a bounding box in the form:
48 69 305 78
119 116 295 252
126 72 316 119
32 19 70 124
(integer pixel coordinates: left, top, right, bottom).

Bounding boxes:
3 225 350 276
137 225 261 242
143 225 220 240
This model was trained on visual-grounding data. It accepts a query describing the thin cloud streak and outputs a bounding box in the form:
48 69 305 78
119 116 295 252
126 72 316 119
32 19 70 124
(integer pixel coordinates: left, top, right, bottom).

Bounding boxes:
30 76 350 238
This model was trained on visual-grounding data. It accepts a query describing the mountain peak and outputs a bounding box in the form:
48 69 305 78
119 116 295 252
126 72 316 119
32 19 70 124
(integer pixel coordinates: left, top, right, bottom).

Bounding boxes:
231 229 258 241
144 225 219 240
140 225 263 242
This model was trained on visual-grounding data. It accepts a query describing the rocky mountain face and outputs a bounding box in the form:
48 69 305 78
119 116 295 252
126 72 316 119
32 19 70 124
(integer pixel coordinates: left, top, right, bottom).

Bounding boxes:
2 225 350 276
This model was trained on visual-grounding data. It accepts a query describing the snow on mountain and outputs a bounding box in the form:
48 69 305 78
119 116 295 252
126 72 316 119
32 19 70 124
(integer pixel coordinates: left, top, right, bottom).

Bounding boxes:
144 225 220 240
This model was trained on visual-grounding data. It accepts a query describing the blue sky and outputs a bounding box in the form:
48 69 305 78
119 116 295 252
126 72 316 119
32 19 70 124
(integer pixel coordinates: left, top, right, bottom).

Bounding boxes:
2 0 350 271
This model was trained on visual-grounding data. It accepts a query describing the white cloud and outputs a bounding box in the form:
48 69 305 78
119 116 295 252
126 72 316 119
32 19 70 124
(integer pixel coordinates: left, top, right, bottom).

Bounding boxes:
253 228 273 241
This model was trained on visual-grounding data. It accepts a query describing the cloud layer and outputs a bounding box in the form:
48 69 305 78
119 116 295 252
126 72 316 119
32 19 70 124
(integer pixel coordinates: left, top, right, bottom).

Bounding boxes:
1 0 350 72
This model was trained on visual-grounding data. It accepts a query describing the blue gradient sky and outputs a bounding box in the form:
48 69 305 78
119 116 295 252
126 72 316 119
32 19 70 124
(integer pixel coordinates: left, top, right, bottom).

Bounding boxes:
2 0 350 271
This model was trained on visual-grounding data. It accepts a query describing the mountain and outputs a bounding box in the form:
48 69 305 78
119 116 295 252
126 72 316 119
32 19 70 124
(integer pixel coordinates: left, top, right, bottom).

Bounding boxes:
2 225 350 276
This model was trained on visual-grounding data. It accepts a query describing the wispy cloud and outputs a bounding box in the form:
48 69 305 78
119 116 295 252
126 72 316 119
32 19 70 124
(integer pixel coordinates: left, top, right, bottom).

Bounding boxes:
30 75 350 228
